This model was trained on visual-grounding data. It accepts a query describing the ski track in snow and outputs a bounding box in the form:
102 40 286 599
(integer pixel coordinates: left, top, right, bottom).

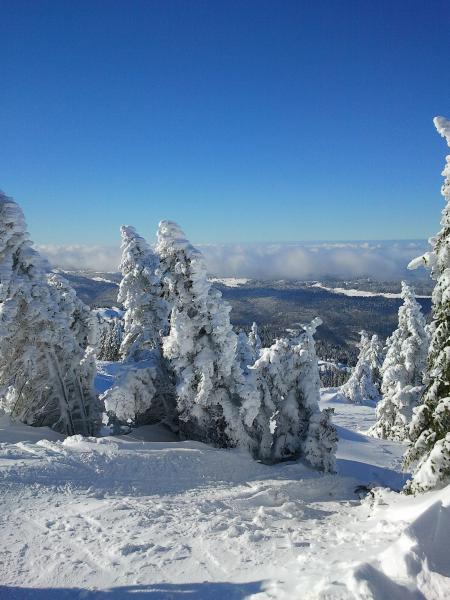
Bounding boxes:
0 390 448 599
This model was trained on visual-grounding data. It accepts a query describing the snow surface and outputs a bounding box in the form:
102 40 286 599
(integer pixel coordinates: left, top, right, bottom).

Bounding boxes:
208 277 250 287
91 276 119 285
0 388 449 599
311 282 431 299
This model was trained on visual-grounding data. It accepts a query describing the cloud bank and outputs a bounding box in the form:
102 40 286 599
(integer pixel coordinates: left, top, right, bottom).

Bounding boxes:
37 240 430 281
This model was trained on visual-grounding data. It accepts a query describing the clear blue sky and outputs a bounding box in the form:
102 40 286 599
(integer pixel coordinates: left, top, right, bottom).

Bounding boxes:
1 0 449 245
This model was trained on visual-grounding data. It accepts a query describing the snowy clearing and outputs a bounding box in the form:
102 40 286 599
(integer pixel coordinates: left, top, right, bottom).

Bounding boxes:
1 388 448 599
311 282 431 299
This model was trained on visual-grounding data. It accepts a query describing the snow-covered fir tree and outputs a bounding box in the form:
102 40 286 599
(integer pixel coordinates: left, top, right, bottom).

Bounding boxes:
404 117 450 493
248 318 337 470
366 334 384 390
98 317 123 361
118 225 169 362
370 282 429 441
0 193 102 435
156 220 248 447
101 358 174 427
340 331 381 404
47 273 96 350
248 322 262 361
236 330 255 374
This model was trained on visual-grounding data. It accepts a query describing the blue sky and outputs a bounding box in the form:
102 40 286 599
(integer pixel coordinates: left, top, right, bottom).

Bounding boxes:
1 0 450 246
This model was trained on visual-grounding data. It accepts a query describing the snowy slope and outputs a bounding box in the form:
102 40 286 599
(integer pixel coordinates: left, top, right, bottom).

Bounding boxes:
0 390 449 599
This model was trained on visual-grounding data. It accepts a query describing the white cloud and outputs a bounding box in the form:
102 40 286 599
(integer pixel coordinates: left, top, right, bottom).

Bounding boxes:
37 244 121 272
37 240 430 280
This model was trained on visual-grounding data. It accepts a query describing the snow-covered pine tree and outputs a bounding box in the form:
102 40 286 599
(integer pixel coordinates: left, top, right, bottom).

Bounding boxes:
156 220 248 447
236 330 255 374
118 225 169 362
340 331 381 404
366 334 384 390
0 193 102 435
404 117 450 493
101 356 174 427
370 282 429 441
47 273 96 350
249 318 337 470
98 317 123 361
248 322 262 360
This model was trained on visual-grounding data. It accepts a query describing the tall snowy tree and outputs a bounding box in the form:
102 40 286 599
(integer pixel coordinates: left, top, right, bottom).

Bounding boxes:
340 331 381 404
248 318 337 470
236 330 255 374
118 225 169 362
47 273 96 350
370 282 429 441
248 322 262 360
404 117 450 493
0 193 101 435
156 220 249 447
98 317 123 361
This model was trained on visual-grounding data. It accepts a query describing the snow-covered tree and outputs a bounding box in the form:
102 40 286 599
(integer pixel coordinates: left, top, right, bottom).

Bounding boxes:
404 117 450 493
340 331 381 404
98 317 123 361
366 334 384 390
248 318 337 470
118 225 169 362
0 193 102 435
47 273 96 350
156 220 248 447
248 322 262 360
236 330 255 374
370 282 429 441
101 358 174 427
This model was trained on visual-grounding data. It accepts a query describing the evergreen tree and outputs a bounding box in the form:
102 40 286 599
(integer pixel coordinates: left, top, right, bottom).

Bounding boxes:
102 360 174 427
118 225 169 362
370 282 429 441
404 117 450 493
156 220 249 447
249 318 337 470
340 331 381 404
236 330 255 373
248 322 262 360
98 317 123 361
47 273 96 350
0 193 101 435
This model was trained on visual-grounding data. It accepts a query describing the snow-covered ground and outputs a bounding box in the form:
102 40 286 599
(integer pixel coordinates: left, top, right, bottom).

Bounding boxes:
208 277 250 287
311 282 431 299
0 390 448 599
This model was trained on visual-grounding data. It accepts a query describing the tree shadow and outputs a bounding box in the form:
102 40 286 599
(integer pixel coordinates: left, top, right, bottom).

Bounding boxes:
336 457 409 490
1 581 264 600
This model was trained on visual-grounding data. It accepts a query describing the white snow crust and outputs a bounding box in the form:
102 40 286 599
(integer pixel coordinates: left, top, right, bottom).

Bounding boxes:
312 282 431 299
1 387 449 598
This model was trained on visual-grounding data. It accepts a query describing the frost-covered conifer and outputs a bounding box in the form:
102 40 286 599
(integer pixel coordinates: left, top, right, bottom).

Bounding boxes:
118 225 169 362
370 282 429 441
47 273 96 350
0 193 101 435
340 331 381 404
249 318 337 470
404 117 450 493
101 358 174 426
236 330 254 373
248 322 262 360
156 220 248 447
98 318 123 361
366 334 384 390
